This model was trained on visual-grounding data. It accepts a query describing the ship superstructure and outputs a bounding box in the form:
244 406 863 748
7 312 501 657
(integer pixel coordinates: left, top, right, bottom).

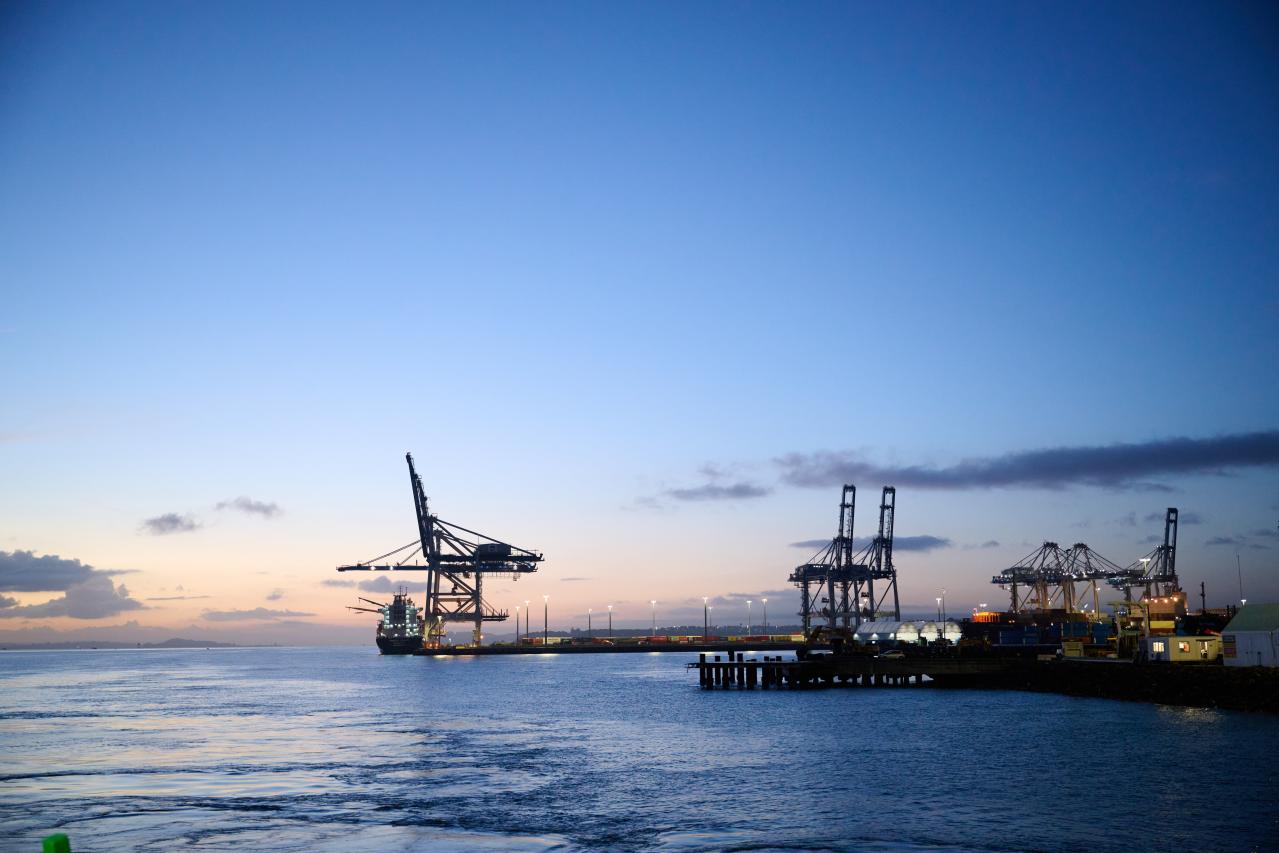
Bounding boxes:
348 588 424 654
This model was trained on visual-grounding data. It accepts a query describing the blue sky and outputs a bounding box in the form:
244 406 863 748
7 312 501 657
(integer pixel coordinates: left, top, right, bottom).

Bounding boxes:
1 2 1276 642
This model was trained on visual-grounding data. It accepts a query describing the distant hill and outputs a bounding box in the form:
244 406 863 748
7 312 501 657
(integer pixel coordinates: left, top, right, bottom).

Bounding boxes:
0 638 240 650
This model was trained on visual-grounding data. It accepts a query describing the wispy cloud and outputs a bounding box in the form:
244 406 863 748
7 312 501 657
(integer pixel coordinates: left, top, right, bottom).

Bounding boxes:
788 535 952 553
202 607 315 621
322 578 357 588
1145 510 1204 525
645 462 774 505
963 540 1001 550
707 588 795 608
266 589 285 601
560 577 591 582
665 482 772 501
140 513 199 535
1203 528 1276 550
776 431 1279 492
356 576 430 594
216 497 281 518
145 594 211 601
788 539 832 550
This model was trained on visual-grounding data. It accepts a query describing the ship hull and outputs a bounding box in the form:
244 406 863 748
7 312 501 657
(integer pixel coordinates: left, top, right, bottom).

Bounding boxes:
376 635 422 655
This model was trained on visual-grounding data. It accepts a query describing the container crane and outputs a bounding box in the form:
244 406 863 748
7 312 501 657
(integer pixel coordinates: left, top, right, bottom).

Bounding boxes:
336 453 543 648
789 485 901 633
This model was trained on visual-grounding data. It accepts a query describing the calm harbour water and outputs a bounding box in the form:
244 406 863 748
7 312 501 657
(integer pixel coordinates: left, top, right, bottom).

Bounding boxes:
1 646 1276 852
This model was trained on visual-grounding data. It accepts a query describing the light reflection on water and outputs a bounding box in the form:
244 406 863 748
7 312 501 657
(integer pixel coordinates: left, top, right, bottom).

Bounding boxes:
1 647 1276 852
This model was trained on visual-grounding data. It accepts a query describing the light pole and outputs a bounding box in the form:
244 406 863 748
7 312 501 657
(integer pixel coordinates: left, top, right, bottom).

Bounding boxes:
702 597 709 641
708 606 713 636
941 588 946 622
543 594 549 646
762 598 768 635
607 604 613 637
524 600 530 644
650 600 657 636
515 605 520 646
747 600 753 635
588 608 592 638
936 597 942 621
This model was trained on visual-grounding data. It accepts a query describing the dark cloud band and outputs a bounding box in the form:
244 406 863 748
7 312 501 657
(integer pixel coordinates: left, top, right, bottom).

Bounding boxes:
776 431 1279 491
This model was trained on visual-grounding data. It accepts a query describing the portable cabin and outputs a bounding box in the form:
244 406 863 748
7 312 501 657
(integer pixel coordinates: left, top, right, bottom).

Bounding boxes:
1142 635 1221 663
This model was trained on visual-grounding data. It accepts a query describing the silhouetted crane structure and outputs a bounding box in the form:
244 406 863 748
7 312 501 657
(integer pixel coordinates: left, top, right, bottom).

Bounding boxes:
790 485 900 633
336 453 543 647
1115 507 1180 601
347 596 394 616
991 508 1182 614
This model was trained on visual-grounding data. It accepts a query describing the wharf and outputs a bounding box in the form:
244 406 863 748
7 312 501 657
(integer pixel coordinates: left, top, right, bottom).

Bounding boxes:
416 641 814 657
691 651 1007 689
690 650 1279 712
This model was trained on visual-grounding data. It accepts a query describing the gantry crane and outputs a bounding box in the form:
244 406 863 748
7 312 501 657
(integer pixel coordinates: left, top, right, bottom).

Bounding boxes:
336 453 543 647
1110 507 1180 601
790 485 857 632
789 485 900 633
991 508 1182 616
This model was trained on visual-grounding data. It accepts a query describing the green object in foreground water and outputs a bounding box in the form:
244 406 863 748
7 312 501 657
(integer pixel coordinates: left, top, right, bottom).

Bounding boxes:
42 834 70 853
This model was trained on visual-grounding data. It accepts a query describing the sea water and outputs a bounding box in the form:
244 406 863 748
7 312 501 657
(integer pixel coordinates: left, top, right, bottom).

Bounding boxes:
1 647 1276 851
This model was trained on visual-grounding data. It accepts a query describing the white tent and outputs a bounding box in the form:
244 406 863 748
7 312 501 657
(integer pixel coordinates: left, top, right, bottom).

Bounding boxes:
854 620 912 644
854 619 962 645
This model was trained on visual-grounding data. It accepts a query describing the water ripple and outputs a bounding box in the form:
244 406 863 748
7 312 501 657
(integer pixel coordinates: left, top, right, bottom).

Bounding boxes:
2 647 1277 851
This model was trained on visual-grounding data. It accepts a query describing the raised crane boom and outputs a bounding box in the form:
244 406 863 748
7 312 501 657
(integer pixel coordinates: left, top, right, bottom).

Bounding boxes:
991 508 1182 615
336 452 544 648
789 484 901 634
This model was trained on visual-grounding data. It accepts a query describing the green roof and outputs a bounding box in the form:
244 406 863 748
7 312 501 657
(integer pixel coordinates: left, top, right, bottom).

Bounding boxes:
1224 604 1279 632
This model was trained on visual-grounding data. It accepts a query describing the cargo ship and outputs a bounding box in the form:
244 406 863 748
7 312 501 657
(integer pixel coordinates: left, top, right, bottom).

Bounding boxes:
348 589 425 655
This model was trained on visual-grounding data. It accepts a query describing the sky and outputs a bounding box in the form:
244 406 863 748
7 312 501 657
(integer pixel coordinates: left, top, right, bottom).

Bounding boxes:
1 2 1277 645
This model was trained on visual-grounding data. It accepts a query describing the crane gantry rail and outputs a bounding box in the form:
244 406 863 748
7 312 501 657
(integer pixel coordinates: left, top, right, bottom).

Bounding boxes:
336 452 543 648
